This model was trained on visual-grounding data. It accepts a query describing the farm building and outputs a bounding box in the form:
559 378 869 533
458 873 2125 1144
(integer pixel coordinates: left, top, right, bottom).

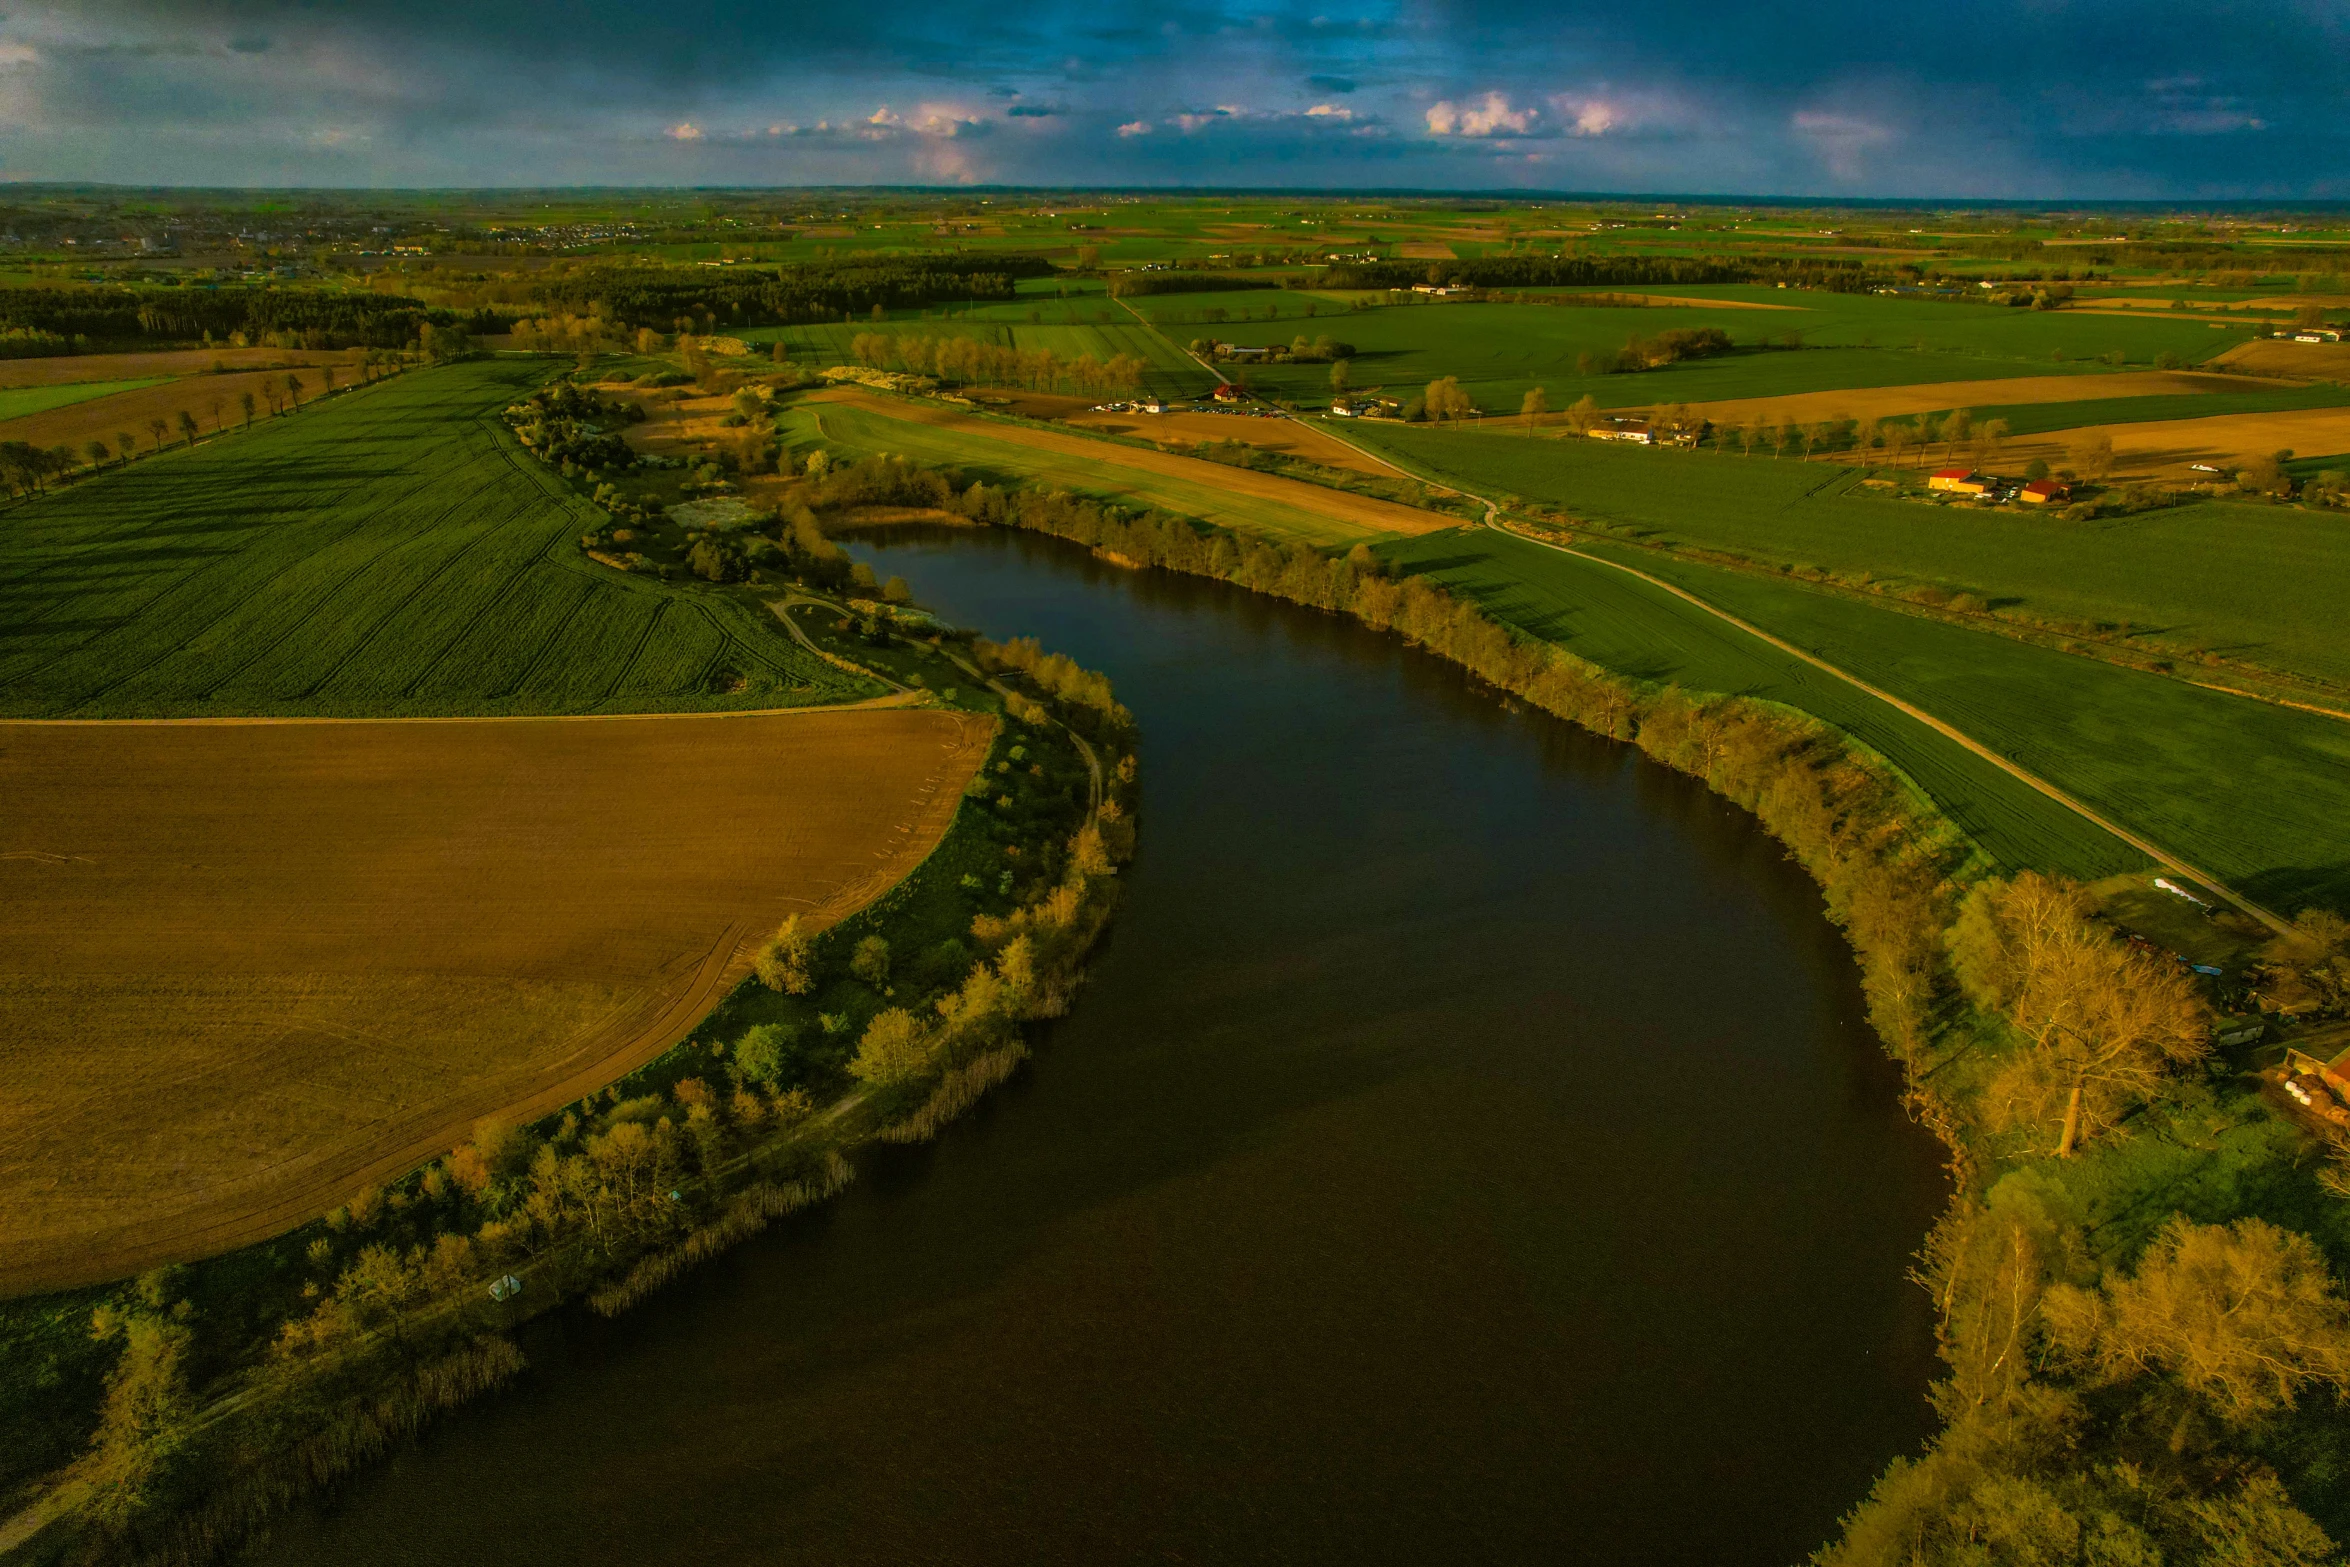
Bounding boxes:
1928 467 1990 496
2294 330 2343 343
1588 418 1656 445
2017 479 2070 504
1211 383 1244 403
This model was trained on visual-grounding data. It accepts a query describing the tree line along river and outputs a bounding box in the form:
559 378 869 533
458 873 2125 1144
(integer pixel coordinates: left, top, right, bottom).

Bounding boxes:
256 525 1948 1567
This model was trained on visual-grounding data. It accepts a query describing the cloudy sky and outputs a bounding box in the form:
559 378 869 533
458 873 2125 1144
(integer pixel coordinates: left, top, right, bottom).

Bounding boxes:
11 0 2348 196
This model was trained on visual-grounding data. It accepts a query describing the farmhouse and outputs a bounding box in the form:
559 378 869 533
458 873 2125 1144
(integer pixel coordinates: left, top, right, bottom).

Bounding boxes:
1588 417 1656 444
1211 383 1244 403
2018 479 2070 505
1928 467 1990 496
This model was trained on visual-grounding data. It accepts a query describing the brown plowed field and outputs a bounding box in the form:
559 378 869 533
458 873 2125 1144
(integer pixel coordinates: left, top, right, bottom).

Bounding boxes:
1993 406 2350 479
2212 339 2350 377
0 368 358 455
1659 370 2271 427
0 347 360 389
806 387 1453 536
0 706 992 1296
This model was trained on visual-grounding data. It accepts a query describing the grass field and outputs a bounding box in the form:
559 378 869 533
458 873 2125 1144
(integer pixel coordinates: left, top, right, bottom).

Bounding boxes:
1339 423 2350 691
0 706 994 1294
1574 543 2350 916
1381 528 2144 882
1148 288 2256 414
793 389 1446 544
750 316 1217 399
0 358 869 717
1949 383 2350 438
0 378 170 421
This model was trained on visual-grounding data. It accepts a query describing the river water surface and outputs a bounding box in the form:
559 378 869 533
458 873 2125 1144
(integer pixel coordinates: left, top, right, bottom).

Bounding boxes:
261 527 1947 1567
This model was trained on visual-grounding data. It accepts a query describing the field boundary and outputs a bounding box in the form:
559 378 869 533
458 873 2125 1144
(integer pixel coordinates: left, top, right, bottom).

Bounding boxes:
1510 530 2298 937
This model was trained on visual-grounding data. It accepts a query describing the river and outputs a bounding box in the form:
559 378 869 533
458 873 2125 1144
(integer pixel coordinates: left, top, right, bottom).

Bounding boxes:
257 525 1947 1567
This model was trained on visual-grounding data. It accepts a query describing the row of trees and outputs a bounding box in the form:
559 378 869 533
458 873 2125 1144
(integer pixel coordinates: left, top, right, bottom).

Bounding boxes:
845 331 1148 397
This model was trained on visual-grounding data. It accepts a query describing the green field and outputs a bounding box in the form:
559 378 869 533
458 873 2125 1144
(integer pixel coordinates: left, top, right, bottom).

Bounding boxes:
0 377 172 423
1389 527 2350 913
1381 528 2142 881
1897 383 2350 439
1341 422 2350 691
752 313 1216 399
787 398 1400 546
0 360 867 717
1142 287 2257 414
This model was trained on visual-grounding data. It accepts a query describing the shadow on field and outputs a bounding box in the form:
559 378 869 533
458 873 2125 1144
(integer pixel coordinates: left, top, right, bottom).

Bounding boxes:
2245 861 2350 918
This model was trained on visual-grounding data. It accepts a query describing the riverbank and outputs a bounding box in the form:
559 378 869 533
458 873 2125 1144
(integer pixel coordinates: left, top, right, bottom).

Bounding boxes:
807 462 2350 1558
0 605 1135 1566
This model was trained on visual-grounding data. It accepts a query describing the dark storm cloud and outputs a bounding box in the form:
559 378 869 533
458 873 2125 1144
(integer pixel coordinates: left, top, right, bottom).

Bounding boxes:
2 0 2344 193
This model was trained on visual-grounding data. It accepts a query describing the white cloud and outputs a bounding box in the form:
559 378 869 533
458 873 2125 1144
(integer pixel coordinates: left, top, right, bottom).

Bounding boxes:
1425 92 1537 137
1305 103 1353 121
665 121 703 141
1116 119 1150 137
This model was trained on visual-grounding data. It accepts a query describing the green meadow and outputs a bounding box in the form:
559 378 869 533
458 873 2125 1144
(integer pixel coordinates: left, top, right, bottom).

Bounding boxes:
1392 527 2350 912
1342 422 2350 691
0 359 864 718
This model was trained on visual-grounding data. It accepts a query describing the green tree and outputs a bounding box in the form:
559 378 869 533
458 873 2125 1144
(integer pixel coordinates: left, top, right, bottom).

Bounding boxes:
850 935 891 987
239 391 256 431
754 914 815 995
734 1022 800 1089
1519 384 1549 434
177 410 199 449
83 437 109 469
882 574 913 604
1328 358 1350 395
2044 1217 2350 1424
1424 375 1473 422
146 416 168 453
849 1008 934 1088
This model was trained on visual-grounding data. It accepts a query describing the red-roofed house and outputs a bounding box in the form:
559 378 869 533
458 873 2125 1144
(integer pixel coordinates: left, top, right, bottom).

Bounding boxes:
1928 467 1988 495
2018 479 2070 505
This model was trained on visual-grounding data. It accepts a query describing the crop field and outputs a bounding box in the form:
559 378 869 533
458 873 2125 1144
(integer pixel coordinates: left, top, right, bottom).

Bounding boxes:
751 316 1215 398
2212 339 2350 377
1380 528 2143 881
0 706 994 1294
0 367 373 461
1993 406 2350 480
1666 370 2281 428
1574 543 2350 916
1128 287 2256 413
0 377 170 421
0 347 360 389
0 358 867 717
1339 423 2350 691
794 388 1449 543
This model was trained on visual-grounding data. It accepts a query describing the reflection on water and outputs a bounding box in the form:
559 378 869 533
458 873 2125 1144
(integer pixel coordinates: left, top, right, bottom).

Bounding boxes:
258 527 1945 1567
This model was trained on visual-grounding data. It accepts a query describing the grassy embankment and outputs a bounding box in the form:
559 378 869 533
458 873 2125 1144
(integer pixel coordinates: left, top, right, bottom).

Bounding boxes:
0 357 869 718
